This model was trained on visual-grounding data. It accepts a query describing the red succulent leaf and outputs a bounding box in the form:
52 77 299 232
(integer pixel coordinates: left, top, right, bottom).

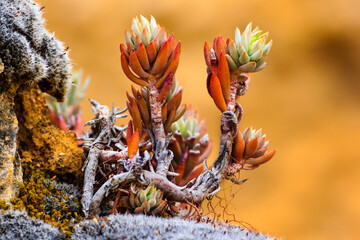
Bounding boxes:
226 38 231 45
126 90 136 103
164 108 177 133
204 41 211 68
173 104 187 122
121 53 148 86
48 108 57 125
151 40 170 74
246 149 276 166
119 43 129 59
135 90 150 126
57 115 68 132
175 147 188 184
146 40 157 64
208 72 227 112
252 148 268 158
127 121 139 159
134 35 142 48
136 43 150 71
73 115 84 134
130 101 143 135
167 34 176 56
156 42 181 88
157 72 174 102
245 137 259 157
232 138 245 163
127 42 134 52
129 50 149 79
218 52 231 103
214 36 226 59
131 85 138 98
168 137 182 159
166 87 183 112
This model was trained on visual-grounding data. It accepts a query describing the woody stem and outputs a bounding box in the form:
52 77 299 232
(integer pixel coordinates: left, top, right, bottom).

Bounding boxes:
148 77 168 175
148 77 166 142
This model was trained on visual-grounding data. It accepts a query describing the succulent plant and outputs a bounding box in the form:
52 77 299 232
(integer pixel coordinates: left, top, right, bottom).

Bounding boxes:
120 15 184 158
46 71 90 138
120 15 181 88
230 127 276 171
169 106 212 186
126 16 166 49
126 77 186 137
205 23 272 74
82 15 276 218
120 183 174 216
204 23 272 113
126 120 139 159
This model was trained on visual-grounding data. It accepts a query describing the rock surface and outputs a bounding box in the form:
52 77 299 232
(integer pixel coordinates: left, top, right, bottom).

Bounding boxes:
73 214 274 240
0 0 71 100
15 87 83 180
0 0 72 200
0 88 23 200
0 210 64 240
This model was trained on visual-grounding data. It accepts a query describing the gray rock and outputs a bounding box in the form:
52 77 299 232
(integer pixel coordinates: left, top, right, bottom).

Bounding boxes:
0 0 71 201
0 0 71 100
72 214 274 240
0 210 64 240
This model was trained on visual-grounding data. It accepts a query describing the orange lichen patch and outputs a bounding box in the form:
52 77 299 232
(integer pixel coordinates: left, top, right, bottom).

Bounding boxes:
15 86 83 180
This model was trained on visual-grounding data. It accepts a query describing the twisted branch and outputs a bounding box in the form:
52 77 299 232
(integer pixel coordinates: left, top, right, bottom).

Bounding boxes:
85 108 239 217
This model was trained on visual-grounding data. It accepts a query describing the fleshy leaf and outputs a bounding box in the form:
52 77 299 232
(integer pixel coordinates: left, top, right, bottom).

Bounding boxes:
218 52 231 103
151 40 170 74
136 43 151 70
208 72 227 112
127 121 139 159
121 54 149 86
129 50 149 79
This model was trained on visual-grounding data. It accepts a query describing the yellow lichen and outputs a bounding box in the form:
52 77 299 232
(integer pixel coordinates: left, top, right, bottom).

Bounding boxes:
0 165 82 238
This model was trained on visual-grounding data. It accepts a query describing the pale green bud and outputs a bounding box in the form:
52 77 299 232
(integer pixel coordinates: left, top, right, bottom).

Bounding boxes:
226 23 272 72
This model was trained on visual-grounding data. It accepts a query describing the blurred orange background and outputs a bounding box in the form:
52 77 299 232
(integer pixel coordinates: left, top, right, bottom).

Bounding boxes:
37 0 360 239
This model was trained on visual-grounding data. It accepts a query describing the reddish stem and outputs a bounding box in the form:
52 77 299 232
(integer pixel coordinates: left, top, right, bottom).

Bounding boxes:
148 77 165 142
148 77 168 175
226 75 238 112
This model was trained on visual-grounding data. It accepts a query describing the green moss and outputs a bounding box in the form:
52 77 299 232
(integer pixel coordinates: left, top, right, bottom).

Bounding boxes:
0 163 83 238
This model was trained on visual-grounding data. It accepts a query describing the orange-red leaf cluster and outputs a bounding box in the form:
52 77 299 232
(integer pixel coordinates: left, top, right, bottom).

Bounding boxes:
120 35 181 90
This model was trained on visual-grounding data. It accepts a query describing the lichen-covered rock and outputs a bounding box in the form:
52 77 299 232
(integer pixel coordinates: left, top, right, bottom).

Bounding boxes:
0 172 83 237
0 0 71 100
0 210 64 240
0 87 23 200
15 87 83 179
0 0 72 200
72 214 274 240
